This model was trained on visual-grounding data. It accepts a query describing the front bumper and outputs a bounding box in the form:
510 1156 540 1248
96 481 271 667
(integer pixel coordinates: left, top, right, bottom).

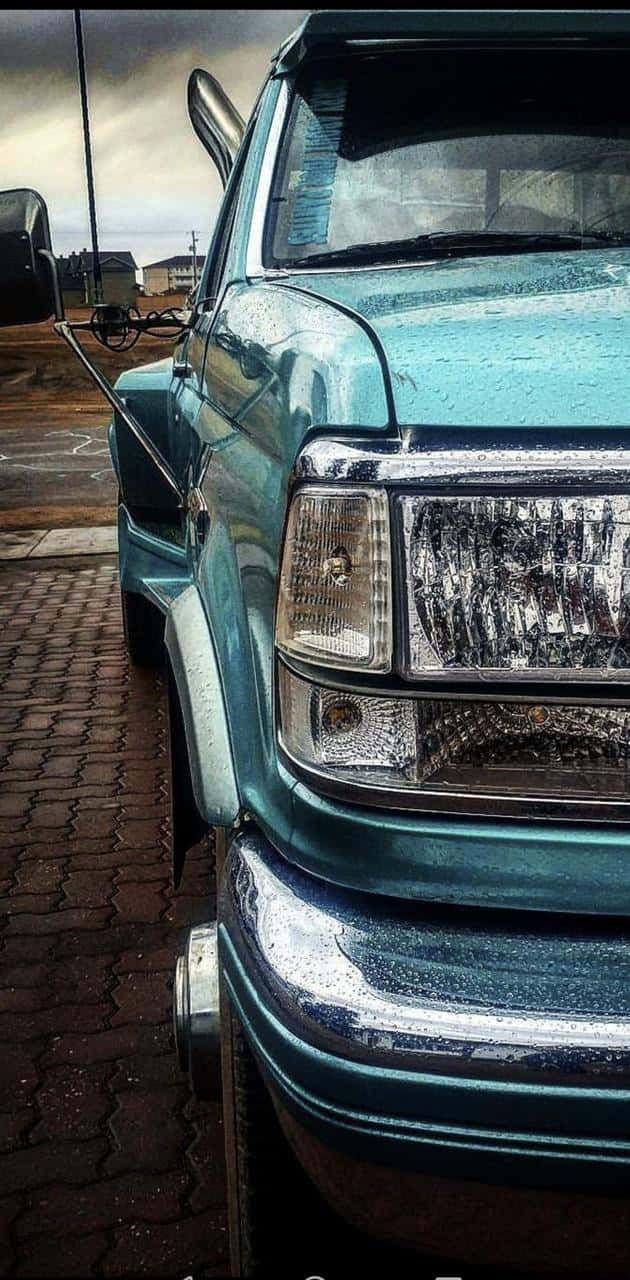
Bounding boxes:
215 827 630 1192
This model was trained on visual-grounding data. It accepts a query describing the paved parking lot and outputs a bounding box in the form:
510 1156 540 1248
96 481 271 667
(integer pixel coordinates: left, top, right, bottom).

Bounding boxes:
0 419 115 514
4 554 614 1280
0 556 228 1277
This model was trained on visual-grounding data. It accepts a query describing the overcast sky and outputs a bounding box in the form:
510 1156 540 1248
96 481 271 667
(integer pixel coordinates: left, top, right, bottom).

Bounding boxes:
0 10 308 271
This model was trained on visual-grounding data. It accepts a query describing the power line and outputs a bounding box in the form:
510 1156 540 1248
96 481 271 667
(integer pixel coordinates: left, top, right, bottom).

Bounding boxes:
189 230 199 286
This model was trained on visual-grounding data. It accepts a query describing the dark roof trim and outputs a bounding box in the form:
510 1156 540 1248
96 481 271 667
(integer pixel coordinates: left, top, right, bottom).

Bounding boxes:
274 10 630 72
144 255 207 269
58 250 137 271
99 254 136 270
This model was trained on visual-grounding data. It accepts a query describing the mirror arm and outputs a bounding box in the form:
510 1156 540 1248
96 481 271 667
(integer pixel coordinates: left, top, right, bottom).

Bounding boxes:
54 319 184 502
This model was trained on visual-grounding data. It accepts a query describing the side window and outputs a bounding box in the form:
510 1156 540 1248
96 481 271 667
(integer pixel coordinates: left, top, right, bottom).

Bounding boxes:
204 199 238 309
199 121 255 312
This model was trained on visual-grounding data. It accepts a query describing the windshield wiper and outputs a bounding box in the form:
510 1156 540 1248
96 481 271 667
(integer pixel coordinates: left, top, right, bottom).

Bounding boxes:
285 229 630 269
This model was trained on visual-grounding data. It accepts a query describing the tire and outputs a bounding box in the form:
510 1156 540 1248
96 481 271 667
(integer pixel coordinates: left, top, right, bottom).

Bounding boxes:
120 586 164 668
221 991 350 1278
219 993 426 1278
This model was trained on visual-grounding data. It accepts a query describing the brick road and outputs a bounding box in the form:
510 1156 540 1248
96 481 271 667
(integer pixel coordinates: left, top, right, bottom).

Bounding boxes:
0 556 228 1277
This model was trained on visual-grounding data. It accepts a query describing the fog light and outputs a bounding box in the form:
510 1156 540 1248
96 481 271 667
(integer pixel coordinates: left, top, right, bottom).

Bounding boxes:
322 699 362 735
278 662 630 817
278 662 416 784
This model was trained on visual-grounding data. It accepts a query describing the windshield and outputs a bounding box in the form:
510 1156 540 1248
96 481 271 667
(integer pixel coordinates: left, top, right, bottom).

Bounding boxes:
266 48 630 267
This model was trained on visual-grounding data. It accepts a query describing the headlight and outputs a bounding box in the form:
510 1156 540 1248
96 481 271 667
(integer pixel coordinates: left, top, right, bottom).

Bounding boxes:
398 493 630 681
278 663 630 818
276 486 392 671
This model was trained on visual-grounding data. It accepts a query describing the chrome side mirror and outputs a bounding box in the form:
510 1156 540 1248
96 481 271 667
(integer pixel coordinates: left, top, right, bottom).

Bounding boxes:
187 69 245 187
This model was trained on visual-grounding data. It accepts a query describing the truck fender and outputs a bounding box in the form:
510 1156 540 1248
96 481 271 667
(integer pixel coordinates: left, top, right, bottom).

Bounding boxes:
164 586 240 883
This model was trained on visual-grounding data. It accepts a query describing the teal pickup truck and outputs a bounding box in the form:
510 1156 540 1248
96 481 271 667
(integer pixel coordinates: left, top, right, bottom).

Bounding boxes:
3 11 630 1277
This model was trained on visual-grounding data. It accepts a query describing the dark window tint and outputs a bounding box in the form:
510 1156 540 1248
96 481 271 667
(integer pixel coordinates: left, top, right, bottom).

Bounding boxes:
267 49 630 265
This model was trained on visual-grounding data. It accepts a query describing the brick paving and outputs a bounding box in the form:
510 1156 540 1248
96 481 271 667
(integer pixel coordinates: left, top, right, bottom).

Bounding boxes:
0 557 228 1277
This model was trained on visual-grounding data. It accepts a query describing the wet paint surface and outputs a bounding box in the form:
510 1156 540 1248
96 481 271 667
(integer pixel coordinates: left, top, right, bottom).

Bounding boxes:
113 260 630 915
284 248 630 426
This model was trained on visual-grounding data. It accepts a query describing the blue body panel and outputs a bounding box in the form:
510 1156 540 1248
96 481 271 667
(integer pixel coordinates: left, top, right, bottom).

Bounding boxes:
109 258 630 915
283 251 630 428
175 264 630 913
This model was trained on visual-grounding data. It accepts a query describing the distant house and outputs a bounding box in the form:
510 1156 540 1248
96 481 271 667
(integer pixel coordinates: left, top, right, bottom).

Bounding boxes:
58 249 138 308
143 255 206 296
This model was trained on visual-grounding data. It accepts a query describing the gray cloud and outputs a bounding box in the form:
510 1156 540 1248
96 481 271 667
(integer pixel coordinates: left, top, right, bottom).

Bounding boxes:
0 10 309 267
0 10 308 78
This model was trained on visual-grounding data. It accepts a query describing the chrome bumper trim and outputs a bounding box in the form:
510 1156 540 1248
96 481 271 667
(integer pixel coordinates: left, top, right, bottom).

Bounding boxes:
173 923 221 1100
296 433 630 489
221 828 630 1084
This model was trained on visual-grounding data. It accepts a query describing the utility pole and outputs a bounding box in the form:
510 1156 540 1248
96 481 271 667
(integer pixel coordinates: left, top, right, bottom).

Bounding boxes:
73 9 103 305
188 231 199 288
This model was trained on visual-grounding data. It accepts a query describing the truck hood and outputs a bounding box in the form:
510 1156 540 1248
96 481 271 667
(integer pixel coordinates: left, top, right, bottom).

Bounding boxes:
281 248 630 428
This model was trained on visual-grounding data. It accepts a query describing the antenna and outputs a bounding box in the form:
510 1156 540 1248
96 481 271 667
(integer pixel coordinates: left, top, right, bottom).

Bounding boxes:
73 9 103 305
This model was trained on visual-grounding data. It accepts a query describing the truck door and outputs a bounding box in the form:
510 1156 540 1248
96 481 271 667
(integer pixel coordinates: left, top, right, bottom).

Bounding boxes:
176 145 250 568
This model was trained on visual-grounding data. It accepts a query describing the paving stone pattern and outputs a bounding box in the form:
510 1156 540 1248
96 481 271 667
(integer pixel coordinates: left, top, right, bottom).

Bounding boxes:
0 558 228 1277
